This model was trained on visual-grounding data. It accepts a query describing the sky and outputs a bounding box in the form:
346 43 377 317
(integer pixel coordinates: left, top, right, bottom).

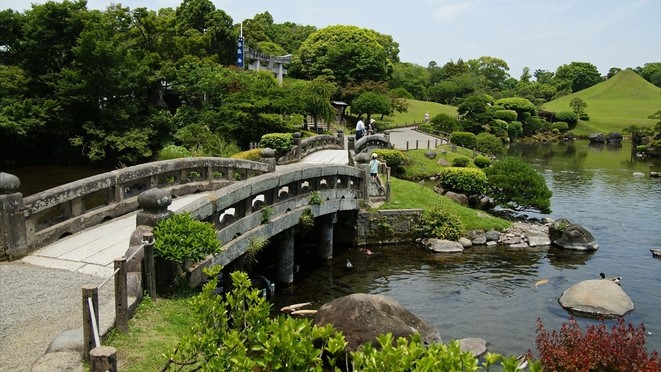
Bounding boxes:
2 0 660 78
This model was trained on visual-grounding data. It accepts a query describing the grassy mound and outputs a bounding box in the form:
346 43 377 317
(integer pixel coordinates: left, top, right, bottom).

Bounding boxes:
544 70 660 136
381 99 457 127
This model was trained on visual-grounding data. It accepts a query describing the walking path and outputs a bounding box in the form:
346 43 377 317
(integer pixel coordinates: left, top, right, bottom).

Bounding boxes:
0 126 440 371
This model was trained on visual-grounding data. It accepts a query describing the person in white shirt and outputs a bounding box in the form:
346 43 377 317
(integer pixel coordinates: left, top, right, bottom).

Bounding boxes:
355 117 366 140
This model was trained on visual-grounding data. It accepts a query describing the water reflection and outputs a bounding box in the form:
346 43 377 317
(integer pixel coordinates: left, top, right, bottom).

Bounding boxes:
546 247 595 269
275 140 661 355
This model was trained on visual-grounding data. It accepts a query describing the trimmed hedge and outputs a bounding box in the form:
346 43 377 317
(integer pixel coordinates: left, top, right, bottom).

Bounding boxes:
373 149 406 171
449 131 477 149
158 145 192 160
231 148 263 161
552 122 569 132
452 156 470 167
438 167 487 195
474 155 492 168
259 133 293 156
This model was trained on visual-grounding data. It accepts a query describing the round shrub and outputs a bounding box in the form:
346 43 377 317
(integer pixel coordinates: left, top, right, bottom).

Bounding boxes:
415 207 465 241
158 145 191 160
231 148 263 161
438 167 487 195
449 131 477 149
259 133 293 157
474 155 492 168
508 121 524 139
552 121 569 132
554 111 578 126
552 128 560 134
373 149 406 171
494 109 518 122
452 156 470 167
579 113 590 121
431 113 461 133
476 132 504 155
154 213 222 264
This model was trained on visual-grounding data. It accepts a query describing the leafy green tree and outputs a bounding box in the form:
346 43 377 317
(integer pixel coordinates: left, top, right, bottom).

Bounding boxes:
351 91 391 121
607 67 622 79
554 62 602 92
569 97 587 115
485 157 552 214
390 62 429 100
533 69 555 85
635 63 661 87
304 76 336 132
430 113 460 133
290 25 391 87
267 21 316 54
476 132 504 155
467 56 510 91
457 94 494 133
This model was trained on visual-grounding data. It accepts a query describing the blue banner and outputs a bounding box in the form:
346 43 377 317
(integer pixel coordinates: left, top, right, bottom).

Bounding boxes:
237 36 244 68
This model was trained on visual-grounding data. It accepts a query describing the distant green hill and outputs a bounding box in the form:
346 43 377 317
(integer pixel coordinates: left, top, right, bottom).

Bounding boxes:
544 69 660 136
381 99 457 127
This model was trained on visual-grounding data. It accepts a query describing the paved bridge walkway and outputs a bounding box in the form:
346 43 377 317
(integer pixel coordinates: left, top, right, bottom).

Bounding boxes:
0 126 441 371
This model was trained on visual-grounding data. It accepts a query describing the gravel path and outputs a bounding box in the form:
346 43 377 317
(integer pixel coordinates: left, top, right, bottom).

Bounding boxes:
0 262 113 372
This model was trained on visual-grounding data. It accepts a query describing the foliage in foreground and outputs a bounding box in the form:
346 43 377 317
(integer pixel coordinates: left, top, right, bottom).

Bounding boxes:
530 317 661 371
153 213 221 263
163 266 537 371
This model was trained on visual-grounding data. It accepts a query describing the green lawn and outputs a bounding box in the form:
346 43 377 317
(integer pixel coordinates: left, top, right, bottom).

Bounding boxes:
105 294 196 371
544 70 660 136
379 99 457 127
379 177 510 232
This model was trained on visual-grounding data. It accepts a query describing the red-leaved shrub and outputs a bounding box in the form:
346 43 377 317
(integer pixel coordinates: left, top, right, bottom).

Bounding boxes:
529 317 661 372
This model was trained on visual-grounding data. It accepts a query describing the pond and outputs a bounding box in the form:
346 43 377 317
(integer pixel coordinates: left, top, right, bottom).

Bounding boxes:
273 140 661 357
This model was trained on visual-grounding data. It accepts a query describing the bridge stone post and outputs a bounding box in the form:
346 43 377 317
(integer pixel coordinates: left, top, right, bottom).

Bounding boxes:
336 130 345 149
293 132 302 162
348 136 355 151
0 172 28 260
355 153 370 202
318 213 336 260
260 148 276 172
384 130 391 148
275 228 295 284
136 188 173 227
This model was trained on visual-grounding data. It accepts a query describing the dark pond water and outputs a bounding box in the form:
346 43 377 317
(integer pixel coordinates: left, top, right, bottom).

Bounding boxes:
5 165 111 196
273 140 661 356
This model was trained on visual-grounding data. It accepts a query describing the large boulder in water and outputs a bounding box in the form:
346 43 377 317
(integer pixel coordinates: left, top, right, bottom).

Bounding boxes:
314 293 441 352
548 218 598 251
559 279 634 317
588 133 606 143
606 132 623 143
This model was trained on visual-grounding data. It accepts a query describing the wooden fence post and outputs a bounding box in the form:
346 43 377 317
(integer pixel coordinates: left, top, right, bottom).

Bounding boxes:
143 232 157 299
82 285 99 361
90 346 117 372
114 257 128 333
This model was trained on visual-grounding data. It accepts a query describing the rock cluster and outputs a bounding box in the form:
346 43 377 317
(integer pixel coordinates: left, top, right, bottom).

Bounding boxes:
418 217 598 255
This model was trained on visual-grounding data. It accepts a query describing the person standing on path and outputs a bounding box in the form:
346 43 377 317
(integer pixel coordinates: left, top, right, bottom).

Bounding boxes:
355 117 365 140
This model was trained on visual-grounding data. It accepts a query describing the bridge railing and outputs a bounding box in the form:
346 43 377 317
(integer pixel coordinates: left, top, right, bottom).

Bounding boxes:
350 132 393 156
173 163 365 287
277 131 345 165
0 158 270 259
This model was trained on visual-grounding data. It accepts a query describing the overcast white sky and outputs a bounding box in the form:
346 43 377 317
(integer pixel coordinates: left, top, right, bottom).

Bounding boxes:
2 0 660 77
